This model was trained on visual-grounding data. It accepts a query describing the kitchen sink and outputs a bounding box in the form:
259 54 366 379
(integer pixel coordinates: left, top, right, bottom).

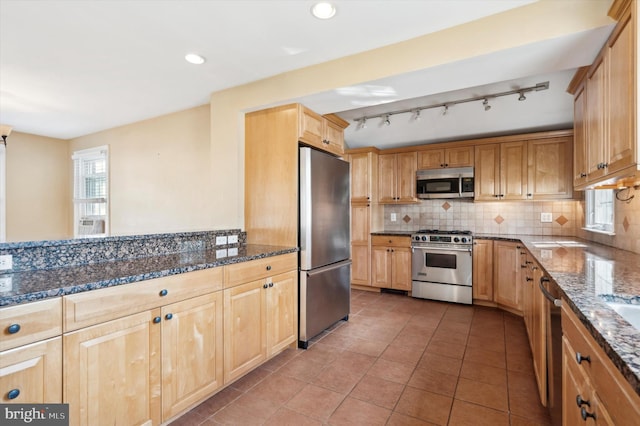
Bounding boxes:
606 302 640 330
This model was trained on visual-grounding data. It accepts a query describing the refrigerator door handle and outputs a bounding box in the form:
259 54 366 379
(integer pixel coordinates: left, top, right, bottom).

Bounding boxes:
304 259 352 277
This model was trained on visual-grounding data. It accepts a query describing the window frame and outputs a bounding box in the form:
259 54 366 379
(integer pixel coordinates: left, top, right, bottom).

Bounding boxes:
583 189 615 235
72 145 109 238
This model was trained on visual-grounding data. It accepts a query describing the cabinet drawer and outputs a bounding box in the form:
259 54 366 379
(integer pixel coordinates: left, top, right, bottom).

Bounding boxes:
0 298 62 351
224 253 297 288
63 267 223 332
371 235 411 248
561 304 599 382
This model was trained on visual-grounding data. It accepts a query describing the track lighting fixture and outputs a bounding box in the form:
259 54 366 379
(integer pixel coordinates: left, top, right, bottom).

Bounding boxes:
351 81 549 126
356 118 367 130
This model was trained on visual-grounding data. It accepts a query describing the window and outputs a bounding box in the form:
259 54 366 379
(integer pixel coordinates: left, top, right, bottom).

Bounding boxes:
73 146 109 238
584 189 614 234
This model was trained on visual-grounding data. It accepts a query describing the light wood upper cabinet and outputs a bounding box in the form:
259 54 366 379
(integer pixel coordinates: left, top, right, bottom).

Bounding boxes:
349 151 378 203
472 239 494 302
528 137 573 199
1 337 62 404
378 152 418 204
474 142 527 201
569 1 638 189
417 146 474 169
299 106 348 156
474 144 501 201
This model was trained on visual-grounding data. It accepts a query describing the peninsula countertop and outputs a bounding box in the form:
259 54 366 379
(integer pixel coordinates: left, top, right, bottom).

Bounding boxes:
0 244 298 307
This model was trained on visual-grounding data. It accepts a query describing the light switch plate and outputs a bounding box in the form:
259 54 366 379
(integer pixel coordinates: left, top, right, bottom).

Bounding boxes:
215 236 227 245
540 213 553 223
390 213 397 222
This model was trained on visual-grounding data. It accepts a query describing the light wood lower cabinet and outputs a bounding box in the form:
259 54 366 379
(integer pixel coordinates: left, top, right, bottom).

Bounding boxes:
494 240 523 314
472 239 494 302
223 270 297 384
0 337 62 404
64 310 162 426
161 292 224 420
371 236 411 291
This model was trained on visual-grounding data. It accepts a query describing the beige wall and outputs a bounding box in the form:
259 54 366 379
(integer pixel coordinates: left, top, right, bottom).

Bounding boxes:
209 0 614 229
69 104 212 236
6 132 70 242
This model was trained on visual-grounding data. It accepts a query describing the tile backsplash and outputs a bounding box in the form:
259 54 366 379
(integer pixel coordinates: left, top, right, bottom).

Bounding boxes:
383 191 640 255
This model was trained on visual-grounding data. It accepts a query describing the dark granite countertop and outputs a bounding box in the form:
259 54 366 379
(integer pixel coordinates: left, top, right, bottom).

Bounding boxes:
0 244 298 307
377 230 640 395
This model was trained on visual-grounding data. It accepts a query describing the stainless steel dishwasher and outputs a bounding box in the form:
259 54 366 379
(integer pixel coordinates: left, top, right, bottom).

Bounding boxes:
540 276 562 426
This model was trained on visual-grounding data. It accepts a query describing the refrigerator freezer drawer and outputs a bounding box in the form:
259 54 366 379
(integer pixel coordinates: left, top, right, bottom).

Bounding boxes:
299 260 351 347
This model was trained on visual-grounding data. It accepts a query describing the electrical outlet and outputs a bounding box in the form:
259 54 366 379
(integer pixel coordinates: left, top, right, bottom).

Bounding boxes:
0 255 12 271
216 249 228 258
228 235 238 244
540 213 553 223
215 236 227 245
0 276 12 292
390 213 397 222
228 247 238 256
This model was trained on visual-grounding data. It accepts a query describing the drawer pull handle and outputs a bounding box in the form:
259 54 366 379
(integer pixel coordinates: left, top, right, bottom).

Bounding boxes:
581 407 596 421
159 289 168 297
266 265 271 271
153 316 161 324
576 352 591 365
576 395 590 407
165 313 173 320
7 323 21 334
526 277 533 282
7 389 20 399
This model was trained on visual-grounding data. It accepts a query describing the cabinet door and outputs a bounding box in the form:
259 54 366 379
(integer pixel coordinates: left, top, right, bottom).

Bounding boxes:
223 280 266 383
606 12 635 174
474 144 501 201
0 337 62 404
472 239 494 302
266 271 297 356
563 337 593 426
350 153 372 203
531 263 547 407
446 146 474 168
417 149 445 169
351 244 371 286
371 246 391 288
494 241 522 313
500 141 528 200
378 154 397 203
351 204 370 244
298 106 324 147
324 120 345 156
391 247 412 291
162 292 224 420
64 310 161 426
573 87 589 187
586 57 607 182
396 152 417 203
528 137 573 199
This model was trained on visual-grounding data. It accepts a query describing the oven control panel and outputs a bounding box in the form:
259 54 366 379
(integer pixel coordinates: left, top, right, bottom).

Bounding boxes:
411 231 472 246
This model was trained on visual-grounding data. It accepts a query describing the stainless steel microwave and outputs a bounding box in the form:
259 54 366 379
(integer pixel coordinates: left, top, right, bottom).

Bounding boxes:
416 167 474 199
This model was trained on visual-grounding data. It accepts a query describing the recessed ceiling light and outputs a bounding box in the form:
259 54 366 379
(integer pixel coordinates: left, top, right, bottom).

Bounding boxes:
311 2 336 19
185 53 206 65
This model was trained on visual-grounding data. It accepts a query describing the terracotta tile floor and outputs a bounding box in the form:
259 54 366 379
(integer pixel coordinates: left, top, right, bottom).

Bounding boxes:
170 289 552 425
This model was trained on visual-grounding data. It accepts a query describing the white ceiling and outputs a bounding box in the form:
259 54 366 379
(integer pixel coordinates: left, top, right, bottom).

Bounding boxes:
0 0 615 150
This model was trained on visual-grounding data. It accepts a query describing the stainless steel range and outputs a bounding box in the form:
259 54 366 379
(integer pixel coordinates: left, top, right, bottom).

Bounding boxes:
411 230 473 304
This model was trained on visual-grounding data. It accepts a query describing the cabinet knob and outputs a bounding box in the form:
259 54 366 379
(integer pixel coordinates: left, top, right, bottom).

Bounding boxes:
7 389 20 400
266 265 271 271
527 193 532 197
581 407 596 421
263 283 268 289
444 163 448 167
494 194 500 198
7 323 21 334
576 352 591 365
580 172 587 178
165 313 173 320
521 265 528 269
576 395 590 408
268 282 274 288
526 277 533 282
440 163 444 168
159 289 168 297
153 316 161 324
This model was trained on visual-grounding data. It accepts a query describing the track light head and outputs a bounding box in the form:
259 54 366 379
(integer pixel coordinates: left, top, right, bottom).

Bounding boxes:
412 110 421 121
382 115 391 126
483 99 491 111
518 92 526 101
442 105 449 116
356 118 367 130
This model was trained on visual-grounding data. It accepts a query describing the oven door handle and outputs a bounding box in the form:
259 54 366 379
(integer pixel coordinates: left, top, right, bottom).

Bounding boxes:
412 247 472 255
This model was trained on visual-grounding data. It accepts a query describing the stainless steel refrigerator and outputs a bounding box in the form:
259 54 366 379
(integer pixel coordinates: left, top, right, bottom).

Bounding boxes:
298 147 351 349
